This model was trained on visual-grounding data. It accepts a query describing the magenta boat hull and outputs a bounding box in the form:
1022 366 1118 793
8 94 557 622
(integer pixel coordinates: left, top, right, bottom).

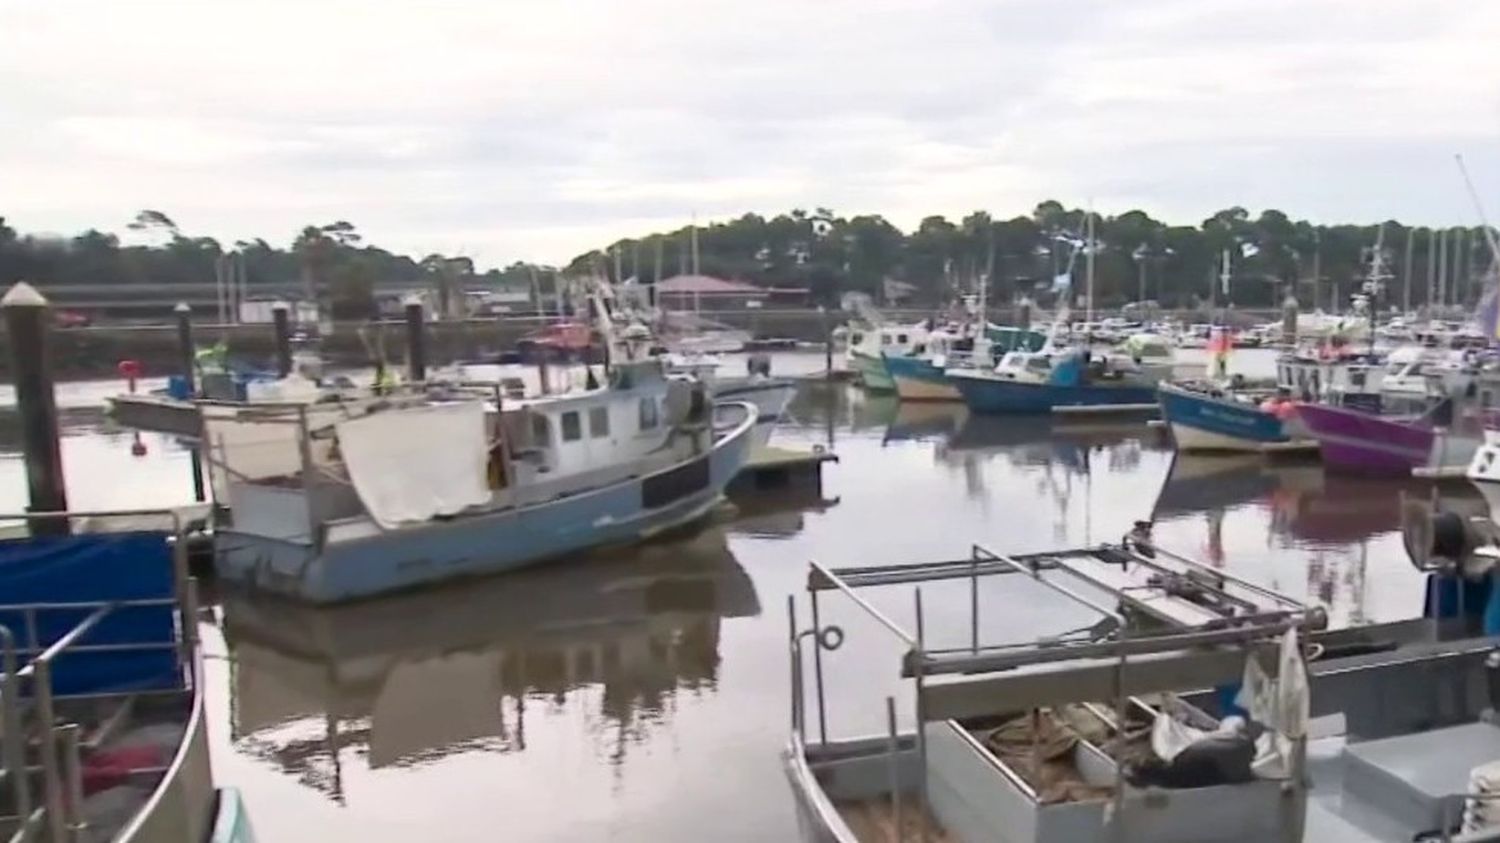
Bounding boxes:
1294 402 1434 476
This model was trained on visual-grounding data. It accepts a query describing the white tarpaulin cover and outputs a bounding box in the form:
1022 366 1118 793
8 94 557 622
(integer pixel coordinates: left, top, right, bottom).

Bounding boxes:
336 401 490 528
1235 627 1310 779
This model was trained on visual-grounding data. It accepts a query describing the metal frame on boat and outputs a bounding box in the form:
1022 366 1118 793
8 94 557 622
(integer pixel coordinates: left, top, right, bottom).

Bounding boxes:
0 507 249 843
785 540 1323 843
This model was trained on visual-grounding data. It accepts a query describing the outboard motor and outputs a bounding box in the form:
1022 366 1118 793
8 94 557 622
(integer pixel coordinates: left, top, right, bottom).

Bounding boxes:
1402 497 1500 634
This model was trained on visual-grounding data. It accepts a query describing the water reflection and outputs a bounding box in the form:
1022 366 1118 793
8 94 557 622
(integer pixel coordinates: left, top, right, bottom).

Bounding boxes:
222 526 758 803
1148 454 1486 628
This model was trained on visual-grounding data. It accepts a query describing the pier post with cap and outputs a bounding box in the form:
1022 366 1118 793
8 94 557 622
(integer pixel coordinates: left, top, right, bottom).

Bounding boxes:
174 303 196 397
271 302 293 378
405 297 426 382
3 283 69 533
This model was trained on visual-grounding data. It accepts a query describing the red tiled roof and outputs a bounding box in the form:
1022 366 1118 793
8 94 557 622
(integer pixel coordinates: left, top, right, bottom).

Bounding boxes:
657 274 765 295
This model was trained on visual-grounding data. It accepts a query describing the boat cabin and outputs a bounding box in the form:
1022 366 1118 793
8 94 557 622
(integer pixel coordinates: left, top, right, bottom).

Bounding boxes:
1276 351 1387 411
848 323 930 360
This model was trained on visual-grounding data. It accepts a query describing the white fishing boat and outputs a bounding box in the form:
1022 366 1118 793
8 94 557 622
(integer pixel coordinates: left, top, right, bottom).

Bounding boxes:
663 352 796 448
210 309 759 603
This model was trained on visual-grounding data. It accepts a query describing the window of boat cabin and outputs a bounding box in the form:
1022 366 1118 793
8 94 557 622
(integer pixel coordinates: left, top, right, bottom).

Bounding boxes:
589 406 610 438
1349 369 1366 389
850 331 864 345
561 411 582 442
881 334 892 346
531 414 550 447
897 333 908 344
639 397 660 430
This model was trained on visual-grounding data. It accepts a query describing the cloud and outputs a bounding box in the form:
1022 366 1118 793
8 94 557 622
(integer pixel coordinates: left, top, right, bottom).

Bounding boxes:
1 0 1498 265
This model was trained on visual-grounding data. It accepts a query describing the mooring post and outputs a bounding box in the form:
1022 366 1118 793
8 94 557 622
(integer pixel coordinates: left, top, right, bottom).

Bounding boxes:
404 296 426 382
272 301 293 378
819 305 832 381
3 283 69 534
174 302 196 397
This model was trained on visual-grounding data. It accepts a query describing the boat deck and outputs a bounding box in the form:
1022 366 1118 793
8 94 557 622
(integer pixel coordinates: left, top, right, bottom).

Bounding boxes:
836 797 952 843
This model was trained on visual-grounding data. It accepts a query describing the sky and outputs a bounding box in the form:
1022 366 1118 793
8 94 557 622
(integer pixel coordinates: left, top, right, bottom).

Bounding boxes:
2 0 1499 267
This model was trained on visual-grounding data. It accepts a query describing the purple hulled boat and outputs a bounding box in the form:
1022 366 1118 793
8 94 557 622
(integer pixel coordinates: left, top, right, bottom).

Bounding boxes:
1296 398 1485 478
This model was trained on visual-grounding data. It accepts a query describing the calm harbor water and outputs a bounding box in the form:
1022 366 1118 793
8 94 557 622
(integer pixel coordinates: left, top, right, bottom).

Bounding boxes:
0 350 1487 841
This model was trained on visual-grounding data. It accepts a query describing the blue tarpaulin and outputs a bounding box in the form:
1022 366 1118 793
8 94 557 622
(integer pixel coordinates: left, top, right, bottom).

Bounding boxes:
0 531 181 696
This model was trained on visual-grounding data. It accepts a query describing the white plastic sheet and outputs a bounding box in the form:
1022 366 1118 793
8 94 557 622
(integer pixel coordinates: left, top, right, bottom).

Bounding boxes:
1235 627 1311 779
336 401 490 528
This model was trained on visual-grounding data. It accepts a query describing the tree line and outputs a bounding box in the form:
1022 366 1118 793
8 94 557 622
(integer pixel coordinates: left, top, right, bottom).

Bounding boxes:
574 203 1498 312
2 203 1495 317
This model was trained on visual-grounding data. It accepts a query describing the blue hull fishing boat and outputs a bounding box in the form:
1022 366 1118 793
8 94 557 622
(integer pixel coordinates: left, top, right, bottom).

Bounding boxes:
949 348 1158 415
884 353 958 401
951 376 1156 413
1156 381 1296 453
210 363 758 604
886 326 1050 402
211 281 762 604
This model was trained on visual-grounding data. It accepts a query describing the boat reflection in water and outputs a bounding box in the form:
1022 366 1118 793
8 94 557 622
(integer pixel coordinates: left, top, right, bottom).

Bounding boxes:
940 415 1160 474
221 526 758 802
881 401 968 445
1149 453 1486 628
933 416 1163 533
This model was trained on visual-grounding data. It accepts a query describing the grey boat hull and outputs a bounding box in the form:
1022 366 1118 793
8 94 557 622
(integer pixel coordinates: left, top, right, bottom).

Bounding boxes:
214 408 758 603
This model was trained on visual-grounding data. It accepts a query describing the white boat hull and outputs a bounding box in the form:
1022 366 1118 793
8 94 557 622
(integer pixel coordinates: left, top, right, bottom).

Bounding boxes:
1168 422 1273 453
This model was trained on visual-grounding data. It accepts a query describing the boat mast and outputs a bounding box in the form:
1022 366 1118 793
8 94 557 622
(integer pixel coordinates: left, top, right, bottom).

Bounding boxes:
1085 206 1096 325
978 234 991 337
1219 248 1232 325
1364 224 1388 355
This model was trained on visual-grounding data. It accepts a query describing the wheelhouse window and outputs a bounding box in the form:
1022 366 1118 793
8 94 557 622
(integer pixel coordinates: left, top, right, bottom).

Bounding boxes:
896 334 908 344
561 411 582 442
639 397 660 430
531 414 550 446
589 406 610 438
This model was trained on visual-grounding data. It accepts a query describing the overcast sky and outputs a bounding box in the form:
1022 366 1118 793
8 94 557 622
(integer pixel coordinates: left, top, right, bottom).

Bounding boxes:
3 0 1499 265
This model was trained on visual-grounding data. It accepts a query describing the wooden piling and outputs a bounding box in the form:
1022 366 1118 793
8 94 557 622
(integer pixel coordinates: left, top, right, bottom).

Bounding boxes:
174 303 196 396
3 283 69 533
272 302 293 378
404 297 426 382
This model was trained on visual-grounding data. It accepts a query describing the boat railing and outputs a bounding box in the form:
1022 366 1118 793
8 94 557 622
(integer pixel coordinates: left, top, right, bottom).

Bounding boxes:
792 541 1321 842
0 508 201 843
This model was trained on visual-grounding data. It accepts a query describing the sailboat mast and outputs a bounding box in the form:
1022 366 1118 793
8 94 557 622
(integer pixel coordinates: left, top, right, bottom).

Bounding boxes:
1085 208 1096 325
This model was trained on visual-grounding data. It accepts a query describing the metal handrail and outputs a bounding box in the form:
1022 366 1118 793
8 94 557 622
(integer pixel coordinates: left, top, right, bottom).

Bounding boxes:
0 507 194 843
